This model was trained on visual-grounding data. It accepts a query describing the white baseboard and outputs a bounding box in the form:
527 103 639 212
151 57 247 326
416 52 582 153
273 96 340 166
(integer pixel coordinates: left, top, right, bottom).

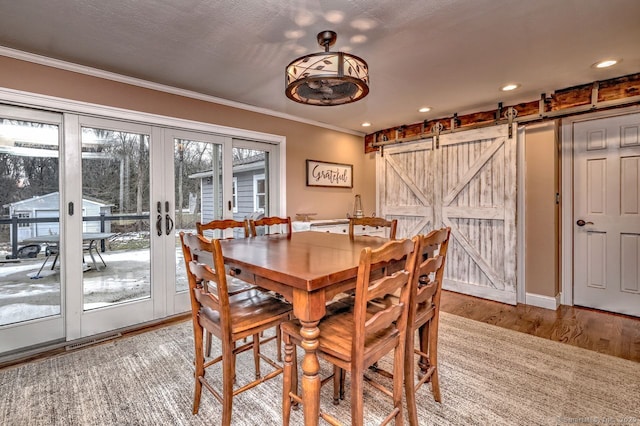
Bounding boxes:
444 281 517 305
525 292 561 310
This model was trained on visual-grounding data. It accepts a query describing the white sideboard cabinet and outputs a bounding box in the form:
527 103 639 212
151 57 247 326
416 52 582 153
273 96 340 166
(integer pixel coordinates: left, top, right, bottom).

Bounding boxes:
292 219 388 238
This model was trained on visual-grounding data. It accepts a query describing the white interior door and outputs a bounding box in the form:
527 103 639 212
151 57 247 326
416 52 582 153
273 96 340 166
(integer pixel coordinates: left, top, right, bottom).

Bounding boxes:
573 112 640 317
378 124 518 304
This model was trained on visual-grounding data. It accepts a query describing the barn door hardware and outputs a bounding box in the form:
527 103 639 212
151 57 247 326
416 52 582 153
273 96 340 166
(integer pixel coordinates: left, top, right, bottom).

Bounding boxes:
590 82 599 108
504 107 518 138
538 93 546 118
451 113 461 130
431 122 444 149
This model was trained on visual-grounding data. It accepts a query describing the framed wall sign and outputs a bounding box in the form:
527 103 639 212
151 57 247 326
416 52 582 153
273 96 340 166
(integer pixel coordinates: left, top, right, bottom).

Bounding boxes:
306 160 353 188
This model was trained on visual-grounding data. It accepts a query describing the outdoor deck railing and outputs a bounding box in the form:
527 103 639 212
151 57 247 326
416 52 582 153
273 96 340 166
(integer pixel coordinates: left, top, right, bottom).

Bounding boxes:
1 213 150 259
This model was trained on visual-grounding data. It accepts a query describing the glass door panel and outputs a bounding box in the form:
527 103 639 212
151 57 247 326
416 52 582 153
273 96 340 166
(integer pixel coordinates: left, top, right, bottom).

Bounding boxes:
0 105 64 354
80 126 151 310
232 138 281 219
173 136 223 294
71 117 155 338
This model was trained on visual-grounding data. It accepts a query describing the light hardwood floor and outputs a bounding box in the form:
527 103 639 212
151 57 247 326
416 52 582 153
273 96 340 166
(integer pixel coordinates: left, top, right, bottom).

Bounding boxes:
440 290 640 363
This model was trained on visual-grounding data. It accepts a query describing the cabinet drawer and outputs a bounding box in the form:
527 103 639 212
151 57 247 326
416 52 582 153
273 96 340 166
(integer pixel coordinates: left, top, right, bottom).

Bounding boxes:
353 226 387 237
310 224 348 234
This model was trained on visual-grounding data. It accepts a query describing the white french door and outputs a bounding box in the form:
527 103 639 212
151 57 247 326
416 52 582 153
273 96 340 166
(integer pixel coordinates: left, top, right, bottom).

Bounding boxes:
66 116 158 338
572 112 640 317
0 89 283 358
166 129 230 313
71 120 235 337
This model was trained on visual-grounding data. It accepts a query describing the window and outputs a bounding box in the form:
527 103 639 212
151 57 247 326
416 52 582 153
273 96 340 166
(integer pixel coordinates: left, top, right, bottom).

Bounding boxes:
253 174 265 213
17 212 30 228
232 177 238 213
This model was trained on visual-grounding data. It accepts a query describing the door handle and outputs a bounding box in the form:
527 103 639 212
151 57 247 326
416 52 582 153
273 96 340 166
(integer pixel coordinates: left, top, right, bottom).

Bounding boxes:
164 201 174 235
156 202 163 236
576 219 594 227
165 214 174 235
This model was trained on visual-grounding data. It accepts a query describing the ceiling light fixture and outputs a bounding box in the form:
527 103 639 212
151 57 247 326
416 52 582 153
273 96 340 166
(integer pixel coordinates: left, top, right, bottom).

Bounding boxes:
501 83 520 91
361 122 371 127
418 107 431 113
285 30 369 106
593 59 619 68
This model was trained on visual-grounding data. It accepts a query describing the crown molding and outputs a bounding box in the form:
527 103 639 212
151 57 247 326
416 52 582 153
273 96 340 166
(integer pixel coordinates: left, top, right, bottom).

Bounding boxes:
0 46 364 137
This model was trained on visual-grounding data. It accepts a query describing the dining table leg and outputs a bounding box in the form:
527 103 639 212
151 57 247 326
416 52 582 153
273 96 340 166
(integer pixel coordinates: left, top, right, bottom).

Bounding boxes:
293 289 326 426
299 319 321 426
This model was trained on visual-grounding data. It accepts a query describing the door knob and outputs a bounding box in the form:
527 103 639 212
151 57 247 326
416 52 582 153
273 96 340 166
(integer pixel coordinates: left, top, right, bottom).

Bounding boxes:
576 219 594 227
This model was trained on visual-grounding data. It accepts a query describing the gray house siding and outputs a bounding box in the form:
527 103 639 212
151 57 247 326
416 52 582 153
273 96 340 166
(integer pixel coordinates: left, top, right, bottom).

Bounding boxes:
234 169 258 220
194 156 265 227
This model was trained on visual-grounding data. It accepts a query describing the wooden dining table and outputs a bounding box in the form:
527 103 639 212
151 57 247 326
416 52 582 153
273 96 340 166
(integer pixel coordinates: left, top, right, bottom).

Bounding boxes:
219 230 390 426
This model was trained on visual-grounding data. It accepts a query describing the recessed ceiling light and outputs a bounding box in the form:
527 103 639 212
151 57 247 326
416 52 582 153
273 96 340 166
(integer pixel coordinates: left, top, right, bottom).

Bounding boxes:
501 83 520 92
361 122 371 127
593 59 619 68
418 107 431 113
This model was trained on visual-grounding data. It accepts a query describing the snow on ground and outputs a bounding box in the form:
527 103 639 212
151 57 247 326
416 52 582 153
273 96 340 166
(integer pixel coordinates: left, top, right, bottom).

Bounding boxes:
0 303 60 325
1 248 160 326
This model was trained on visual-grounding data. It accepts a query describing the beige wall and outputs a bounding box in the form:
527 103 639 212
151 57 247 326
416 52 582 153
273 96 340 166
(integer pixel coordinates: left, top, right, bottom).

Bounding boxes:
524 121 559 297
0 56 376 220
1 55 564 303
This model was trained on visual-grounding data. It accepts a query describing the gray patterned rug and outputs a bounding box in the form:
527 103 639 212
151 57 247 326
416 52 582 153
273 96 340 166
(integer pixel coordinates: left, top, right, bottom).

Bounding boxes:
1 312 638 425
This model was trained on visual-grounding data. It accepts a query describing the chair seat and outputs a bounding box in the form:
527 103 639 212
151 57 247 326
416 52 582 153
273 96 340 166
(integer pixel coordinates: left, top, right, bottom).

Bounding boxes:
200 290 292 336
206 276 257 296
281 300 399 366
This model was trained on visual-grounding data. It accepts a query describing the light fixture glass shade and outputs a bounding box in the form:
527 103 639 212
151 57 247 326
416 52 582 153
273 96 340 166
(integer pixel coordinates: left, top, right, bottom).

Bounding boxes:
285 32 369 106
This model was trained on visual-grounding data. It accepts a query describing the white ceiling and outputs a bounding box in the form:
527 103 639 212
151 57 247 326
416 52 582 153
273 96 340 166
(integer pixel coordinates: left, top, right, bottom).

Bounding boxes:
0 0 638 134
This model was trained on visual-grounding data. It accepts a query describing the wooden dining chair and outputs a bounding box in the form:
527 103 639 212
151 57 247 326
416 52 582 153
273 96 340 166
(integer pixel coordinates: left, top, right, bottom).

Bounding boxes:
196 219 257 357
196 218 249 239
281 237 419 426
406 228 450 410
179 231 292 426
367 227 450 426
349 217 398 239
249 216 292 237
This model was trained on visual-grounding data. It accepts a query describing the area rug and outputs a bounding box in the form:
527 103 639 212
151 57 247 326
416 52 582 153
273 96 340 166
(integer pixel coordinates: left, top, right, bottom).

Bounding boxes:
0 313 638 425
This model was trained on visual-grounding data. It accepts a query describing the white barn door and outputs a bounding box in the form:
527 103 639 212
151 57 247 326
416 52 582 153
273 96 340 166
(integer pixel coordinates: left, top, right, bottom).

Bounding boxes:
378 124 517 304
377 139 436 237
573 112 640 317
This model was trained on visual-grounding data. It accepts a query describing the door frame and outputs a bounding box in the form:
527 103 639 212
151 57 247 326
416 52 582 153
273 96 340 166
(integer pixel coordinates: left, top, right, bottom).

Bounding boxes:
560 105 640 306
0 87 286 350
0 104 65 354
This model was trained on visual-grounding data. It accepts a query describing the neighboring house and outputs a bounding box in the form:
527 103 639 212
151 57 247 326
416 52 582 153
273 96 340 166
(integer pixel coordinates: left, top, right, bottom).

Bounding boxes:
5 192 112 242
190 153 266 225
